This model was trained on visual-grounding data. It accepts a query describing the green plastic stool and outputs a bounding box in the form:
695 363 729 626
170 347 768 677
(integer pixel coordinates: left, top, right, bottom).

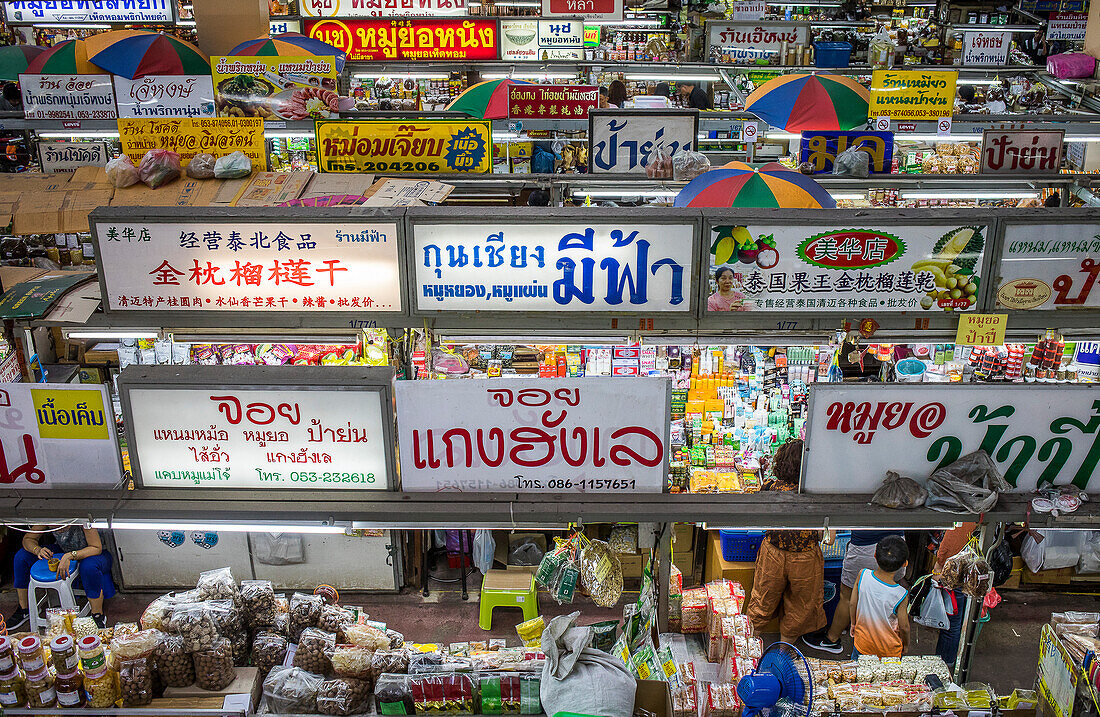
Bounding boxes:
478 570 538 630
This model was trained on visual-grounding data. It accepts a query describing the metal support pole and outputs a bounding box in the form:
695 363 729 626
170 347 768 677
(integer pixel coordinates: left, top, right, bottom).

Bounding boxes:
956 522 992 682
657 522 672 632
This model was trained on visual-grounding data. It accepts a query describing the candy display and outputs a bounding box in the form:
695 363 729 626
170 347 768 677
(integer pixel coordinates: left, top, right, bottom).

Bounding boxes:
809 655 950 713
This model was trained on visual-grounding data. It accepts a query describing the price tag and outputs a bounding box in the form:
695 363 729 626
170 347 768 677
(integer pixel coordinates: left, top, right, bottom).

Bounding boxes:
875 116 890 131
937 116 953 137
743 122 758 142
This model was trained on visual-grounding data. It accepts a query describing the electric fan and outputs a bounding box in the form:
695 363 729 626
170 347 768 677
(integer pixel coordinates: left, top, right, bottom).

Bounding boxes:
737 641 814 717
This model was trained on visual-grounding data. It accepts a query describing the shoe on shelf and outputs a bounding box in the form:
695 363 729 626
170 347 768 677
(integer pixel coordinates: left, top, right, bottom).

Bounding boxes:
6 607 28 630
91 613 107 629
801 631 844 654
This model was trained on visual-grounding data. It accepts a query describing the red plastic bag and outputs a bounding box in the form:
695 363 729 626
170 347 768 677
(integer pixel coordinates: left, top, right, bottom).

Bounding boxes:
138 149 181 189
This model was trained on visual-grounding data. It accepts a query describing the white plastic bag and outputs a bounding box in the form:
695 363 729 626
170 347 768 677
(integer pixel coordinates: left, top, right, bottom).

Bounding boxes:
251 532 306 565
473 529 495 575
106 155 140 188
1079 532 1100 574
213 151 253 179
833 142 871 177
1022 529 1085 572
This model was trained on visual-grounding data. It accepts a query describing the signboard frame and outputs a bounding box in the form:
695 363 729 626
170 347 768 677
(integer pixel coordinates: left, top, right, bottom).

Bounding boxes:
980 128 1064 174
587 108 699 174
704 20 810 61
305 17 500 62
541 0 622 21
4 0 174 24
961 30 1012 66
118 365 398 491
37 140 110 173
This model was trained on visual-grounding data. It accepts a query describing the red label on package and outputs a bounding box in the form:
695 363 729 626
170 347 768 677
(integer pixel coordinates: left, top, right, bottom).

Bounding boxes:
306 18 499 61
508 85 598 119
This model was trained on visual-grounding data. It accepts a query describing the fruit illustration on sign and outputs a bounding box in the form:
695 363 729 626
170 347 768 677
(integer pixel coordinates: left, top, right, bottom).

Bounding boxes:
755 234 780 269
711 225 759 265
912 225 985 311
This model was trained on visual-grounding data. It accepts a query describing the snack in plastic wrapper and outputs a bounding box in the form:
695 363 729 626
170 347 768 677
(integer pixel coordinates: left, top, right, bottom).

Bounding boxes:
872 471 928 509
833 142 871 177
193 637 236 691
264 665 323 714
673 682 698 717
375 674 414 715
579 539 624 608
185 153 216 179
138 149 182 189
167 602 218 652
331 644 373 679
516 615 545 648
241 580 277 627
120 656 154 706
672 150 712 181
411 673 476 715
251 630 288 674
293 627 336 675
106 155 140 188
196 567 239 602
213 151 253 179
288 592 323 642
343 622 389 651
156 632 195 688
316 676 372 715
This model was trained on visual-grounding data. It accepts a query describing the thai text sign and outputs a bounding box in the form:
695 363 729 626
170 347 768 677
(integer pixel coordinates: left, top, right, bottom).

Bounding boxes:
707 22 809 60
500 19 583 60
4 0 172 24
799 131 893 174
38 141 110 173
509 85 597 119
955 313 1007 346
20 74 116 120
0 383 121 488
869 70 957 120
300 0 466 16
1037 625 1077 717
980 129 1063 174
92 220 403 313
211 56 338 120
413 221 695 312
803 384 1100 493
705 221 987 313
995 221 1100 310
122 370 393 489
726 2 766 20
542 0 621 21
396 378 669 492
589 110 697 173
1047 13 1086 40
117 118 268 170
315 119 491 173
306 18 499 61
962 31 1011 65
114 75 216 119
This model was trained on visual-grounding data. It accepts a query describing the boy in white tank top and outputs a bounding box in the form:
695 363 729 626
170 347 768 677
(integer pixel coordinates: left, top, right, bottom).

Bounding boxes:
850 536 910 659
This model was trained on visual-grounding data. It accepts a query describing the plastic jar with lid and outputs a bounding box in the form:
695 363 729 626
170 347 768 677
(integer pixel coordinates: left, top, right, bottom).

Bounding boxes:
15 635 45 674
24 668 56 709
55 670 86 708
84 665 120 708
78 634 107 672
0 636 15 673
50 634 79 674
0 666 25 708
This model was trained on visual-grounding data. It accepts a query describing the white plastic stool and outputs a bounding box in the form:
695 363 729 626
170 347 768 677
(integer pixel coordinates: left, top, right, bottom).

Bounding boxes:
28 560 88 634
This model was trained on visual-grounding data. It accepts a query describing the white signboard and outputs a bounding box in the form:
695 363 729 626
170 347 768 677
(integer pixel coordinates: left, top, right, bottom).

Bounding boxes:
125 382 391 489
113 75 216 119
962 31 1011 65
726 1 765 20
414 220 695 312
1047 13 1086 41
300 0 466 17
803 384 1100 493
38 141 109 173
270 18 302 34
995 222 1100 310
589 110 698 173
396 377 670 493
4 0 172 24
94 220 403 313
707 22 809 61
0 383 121 489
500 19 584 60
20 74 117 121
980 129 1063 173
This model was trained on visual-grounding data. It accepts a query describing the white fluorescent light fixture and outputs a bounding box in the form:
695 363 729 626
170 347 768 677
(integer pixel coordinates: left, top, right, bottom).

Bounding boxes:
176 19 196 25
1065 136 1100 142
38 130 120 139
575 190 679 198
895 133 983 141
266 131 315 138
65 330 160 340
483 72 579 79
90 520 348 534
625 73 719 81
353 72 450 79
901 191 1039 200
36 22 112 28
956 79 999 85
588 18 662 25
763 131 801 140
829 192 867 200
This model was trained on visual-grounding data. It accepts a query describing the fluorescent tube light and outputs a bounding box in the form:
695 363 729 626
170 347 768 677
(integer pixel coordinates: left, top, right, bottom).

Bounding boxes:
35 22 112 28
176 19 196 25
353 72 450 79
574 190 679 198
763 131 801 140
956 79 999 85
266 131 315 138
588 18 662 25
625 73 719 81
829 192 867 200
439 334 630 343
65 330 159 340
482 72 580 79
38 131 120 139
90 520 348 534
900 191 1039 199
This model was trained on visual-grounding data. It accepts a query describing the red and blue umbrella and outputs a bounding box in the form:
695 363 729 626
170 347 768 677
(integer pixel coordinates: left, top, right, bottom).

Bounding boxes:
745 73 869 131
228 33 346 72
674 162 836 208
25 40 104 75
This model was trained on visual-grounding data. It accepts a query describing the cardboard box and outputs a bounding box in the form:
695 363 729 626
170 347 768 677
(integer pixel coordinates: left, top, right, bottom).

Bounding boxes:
62 189 114 232
111 177 228 207
233 171 312 206
704 533 755 592
635 680 673 717
302 172 376 199
672 549 695 582
362 178 453 206
13 191 66 234
1022 565 1073 585
673 523 695 549
69 166 111 188
620 554 645 578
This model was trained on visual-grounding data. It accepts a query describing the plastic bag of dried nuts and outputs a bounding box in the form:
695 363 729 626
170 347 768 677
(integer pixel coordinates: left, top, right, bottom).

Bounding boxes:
251 631 288 674
264 666 323 714
316 676 372 716
331 644 372 680
293 627 335 675
317 605 355 639
229 631 251 667
370 649 409 680
240 580 277 627
193 637 236 691
205 599 243 636
196 567 240 603
113 629 161 661
120 656 154 706
288 593 323 642
167 602 218 653
156 632 195 688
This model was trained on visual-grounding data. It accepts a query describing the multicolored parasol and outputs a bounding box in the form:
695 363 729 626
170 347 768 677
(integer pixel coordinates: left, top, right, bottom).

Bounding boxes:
25 40 104 75
745 73 869 131
84 30 208 79
0 45 46 81
446 78 532 119
227 33 346 72
674 161 836 208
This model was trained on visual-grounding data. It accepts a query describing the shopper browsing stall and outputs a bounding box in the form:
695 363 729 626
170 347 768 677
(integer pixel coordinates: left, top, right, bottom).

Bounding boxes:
850 536 910 659
10 525 115 629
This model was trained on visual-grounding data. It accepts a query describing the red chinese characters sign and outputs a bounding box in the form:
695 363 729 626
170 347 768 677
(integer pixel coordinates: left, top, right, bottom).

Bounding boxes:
305 18 499 61
508 85 598 119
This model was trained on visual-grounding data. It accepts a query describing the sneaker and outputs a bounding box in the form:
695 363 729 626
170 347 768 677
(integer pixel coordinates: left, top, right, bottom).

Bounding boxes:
6 607 28 630
802 632 844 654
91 613 107 629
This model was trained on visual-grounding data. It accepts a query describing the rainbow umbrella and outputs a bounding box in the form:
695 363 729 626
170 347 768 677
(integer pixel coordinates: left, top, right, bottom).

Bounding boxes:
85 30 207 79
745 73 869 131
0 45 45 81
447 79 532 119
674 162 836 208
228 33 346 72
26 40 104 75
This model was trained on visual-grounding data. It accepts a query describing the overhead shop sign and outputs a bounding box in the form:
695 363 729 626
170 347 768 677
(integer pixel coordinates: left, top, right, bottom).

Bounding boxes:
4 0 172 23
120 367 395 490
995 220 1100 310
589 109 698 173
706 21 809 62
542 0 621 21
396 378 669 492
509 85 597 119
1047 13 1086 40
868 70 957 120
961 31 1011 65
702 219 988 313
117 118 267 170
803 384 1100 493
305 18 499 61
300 0 466 16
412 218 697 313
980 129 1063 174
315 119 491 173
799 131 893 174
38 141 110 173
114 75 216 119
19 74 117 121
91 217 404 316
500 19 584 61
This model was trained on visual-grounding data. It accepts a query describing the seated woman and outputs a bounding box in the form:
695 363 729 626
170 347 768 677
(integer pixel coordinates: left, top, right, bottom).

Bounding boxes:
10 525 115 629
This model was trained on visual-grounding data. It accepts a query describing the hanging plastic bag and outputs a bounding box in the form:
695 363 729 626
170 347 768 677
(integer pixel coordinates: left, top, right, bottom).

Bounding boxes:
871 471 928 509
251 533 306 565
672 150 710 181
909 576 949 630
473 530 495 575
1079 532 1100 574
213 151 253 179
138 149 181 189
579 539 623 608
106 155 140 188
940 545 993 599
833 141 871 177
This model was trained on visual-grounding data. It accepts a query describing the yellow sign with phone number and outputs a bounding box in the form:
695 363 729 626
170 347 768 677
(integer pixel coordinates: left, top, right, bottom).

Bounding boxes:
117 117 268 170
869 70 958 120
315 119 492 174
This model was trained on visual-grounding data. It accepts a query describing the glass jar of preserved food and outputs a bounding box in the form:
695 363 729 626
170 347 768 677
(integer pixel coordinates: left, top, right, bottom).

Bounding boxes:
78 634 107 672
0 636 15 673
84 665 120 708
50 634 79 674
0 666 25 708
24 668 56 709
55 670 86 708
15 635 45 674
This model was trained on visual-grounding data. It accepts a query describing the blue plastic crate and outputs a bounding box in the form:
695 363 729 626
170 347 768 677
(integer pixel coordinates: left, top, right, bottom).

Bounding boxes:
822 531 851 560
719 530 766 562
814 41 852 68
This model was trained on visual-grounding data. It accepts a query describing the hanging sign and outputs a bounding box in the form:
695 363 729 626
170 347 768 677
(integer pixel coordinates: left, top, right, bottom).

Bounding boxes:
995 221 1100 310
509 85 597 119
91 218 403 315
962 31 1011 65
315 119 490 173
37 141 110 173
300 0 466 17
1038 625 1077 717
803 384 1100 493
120 367 395 490
955 313 1007 345
868 70 957 120
980 129 1064 174
211 56 339 120
270 18 303 34
799 131 894 174
500 19 584 60
305 18 499 61
706 21 809 61
704 220 988 313
19 74 117 121
117 117 268 170
589 109 698 173
726 1 766 20
113 75 216 119
4 0 172 23
1047 13 1086 40
413 219 696 313
542 0 621 21
396 377 669 492
0 383 121 488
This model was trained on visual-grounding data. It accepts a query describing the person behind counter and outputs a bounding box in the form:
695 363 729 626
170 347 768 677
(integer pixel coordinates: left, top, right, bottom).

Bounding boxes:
9 525 115 630
608 80 628 108
679 81 712 110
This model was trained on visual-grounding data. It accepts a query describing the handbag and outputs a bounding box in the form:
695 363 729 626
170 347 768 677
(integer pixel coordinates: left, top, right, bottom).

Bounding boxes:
909 575 950 630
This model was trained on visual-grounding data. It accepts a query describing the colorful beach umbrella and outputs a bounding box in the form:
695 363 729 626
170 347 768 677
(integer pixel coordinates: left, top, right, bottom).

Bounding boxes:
85 30 208 79
25 40 104 75
227 33 346 72
745 73 869 131
446 79 532 119
674 162 836 209
0 45 45 81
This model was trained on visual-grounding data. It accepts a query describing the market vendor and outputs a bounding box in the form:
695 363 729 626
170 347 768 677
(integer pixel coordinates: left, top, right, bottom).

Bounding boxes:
678 81 712 110
9 525 115 630
707 266 747 311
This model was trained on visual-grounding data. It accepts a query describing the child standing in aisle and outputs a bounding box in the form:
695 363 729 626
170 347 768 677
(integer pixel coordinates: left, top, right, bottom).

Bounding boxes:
850 535 910 659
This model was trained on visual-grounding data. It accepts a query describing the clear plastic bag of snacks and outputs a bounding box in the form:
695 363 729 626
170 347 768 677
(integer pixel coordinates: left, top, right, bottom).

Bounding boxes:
331 644 372 679
240 580 277 627
316 676 372 716
196 567 239 602
250 631 288 674
120 656 154 706
288 593 323 641
156 632 195 688
344 622 389 651
193 637 236 691
167 602 218 652
293 627 335 675
263 665 323 714
317 604 355 638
